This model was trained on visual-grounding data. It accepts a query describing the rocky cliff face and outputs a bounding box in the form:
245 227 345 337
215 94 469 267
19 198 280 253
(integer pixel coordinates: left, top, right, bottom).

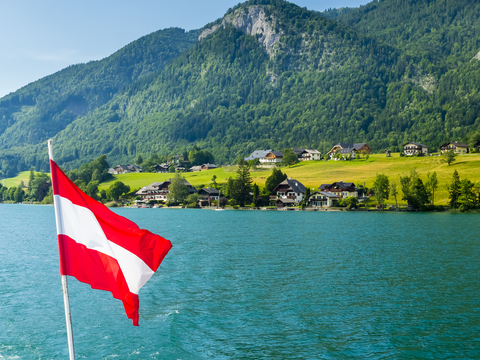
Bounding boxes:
199 6 281 57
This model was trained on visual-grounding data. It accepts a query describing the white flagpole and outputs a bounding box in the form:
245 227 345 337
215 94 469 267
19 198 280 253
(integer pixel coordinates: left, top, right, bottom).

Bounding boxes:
48 139 76 360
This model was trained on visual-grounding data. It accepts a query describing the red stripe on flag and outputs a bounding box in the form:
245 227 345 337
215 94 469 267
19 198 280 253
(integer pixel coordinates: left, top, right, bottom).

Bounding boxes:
50 159 172 272
59 234 141 325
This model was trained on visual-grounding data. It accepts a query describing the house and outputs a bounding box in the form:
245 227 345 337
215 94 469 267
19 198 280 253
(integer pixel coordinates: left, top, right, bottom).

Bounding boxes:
403 142 428 156
112 164 142 174
113 165 130 174
201 163 217 171
298 149 322 161
272 178 306 205
244 149 272 162
308 191 341 208
190 165 203 172
439 141 469 154
108 168 115 174
275 198 296 209
127 164 143 173
261 151 283 164
153 164 170 173
385 149 391 157
338 148 357 159
327 143 370 156
136 179 196 201
197 187 220 206
292 148 305 160
319 182 358 198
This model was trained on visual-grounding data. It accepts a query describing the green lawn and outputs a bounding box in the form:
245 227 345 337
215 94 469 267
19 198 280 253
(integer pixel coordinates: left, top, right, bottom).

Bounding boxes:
3 153 480 206
1 171 42 189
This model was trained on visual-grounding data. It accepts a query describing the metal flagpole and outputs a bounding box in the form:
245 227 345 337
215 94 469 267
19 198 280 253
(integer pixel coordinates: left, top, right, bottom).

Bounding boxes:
48 139 76 360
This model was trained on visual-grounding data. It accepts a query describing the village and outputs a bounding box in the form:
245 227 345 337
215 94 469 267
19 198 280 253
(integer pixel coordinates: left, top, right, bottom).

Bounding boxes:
108 140 480 210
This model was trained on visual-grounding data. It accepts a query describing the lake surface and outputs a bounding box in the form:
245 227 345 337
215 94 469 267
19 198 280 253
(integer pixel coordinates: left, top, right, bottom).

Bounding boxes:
0 205 479 359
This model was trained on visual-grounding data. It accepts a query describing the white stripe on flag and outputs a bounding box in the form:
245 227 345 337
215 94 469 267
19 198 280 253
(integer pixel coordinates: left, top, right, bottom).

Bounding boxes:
54 195 154 294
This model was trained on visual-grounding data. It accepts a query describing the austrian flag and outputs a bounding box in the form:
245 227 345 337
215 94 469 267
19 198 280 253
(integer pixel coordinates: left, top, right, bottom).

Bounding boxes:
50 159 172 326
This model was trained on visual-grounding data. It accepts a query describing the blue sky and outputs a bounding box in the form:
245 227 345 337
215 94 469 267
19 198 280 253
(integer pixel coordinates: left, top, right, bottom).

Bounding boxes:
0 0 369 98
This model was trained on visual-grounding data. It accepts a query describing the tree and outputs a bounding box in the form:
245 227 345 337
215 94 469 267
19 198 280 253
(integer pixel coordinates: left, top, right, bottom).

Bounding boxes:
136 154 144 165
264 168 287 195
27 167 35 196
390 181 398 210
305 186 311 201
185 193 199 207
225 177 235 198
442 149 456 166
372 174 389 210
14 185 24 203
232 160 252 207
253 183 260 206
188 145 214 166
458 178 476 211
282 148 298 167
339 196 358 209
447 170 461 209
400 168 428 209
211 175 217 188
248 158 260 170
107 181 130 202
425 172 438 205
167 173 189 204
85 181 99 200
28 173 51 202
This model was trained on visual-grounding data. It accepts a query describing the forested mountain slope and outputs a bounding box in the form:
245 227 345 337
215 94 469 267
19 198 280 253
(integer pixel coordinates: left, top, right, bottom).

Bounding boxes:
0 28 198 176
1 0 480 177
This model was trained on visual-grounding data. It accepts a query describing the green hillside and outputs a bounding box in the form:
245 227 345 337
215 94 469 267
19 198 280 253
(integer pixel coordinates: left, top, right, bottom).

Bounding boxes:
1 0 480 179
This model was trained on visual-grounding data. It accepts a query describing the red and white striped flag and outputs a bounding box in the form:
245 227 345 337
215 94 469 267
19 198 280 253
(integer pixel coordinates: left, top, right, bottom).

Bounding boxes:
50 159 172 326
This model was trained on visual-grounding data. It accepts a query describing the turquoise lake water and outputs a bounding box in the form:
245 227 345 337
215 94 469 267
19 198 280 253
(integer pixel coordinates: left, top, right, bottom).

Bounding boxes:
0 205 479 359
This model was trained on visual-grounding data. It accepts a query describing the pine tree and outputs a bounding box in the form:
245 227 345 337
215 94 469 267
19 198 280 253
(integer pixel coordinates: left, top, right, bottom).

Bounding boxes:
448 170 461 209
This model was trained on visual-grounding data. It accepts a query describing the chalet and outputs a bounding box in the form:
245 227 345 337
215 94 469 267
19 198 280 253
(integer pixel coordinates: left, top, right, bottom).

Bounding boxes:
201 163 217 171
275 198 296 209
294 148 322 161
261 151 283 164
112 164 142 174
197 187 220 206
136 179 196 201
113 165 130 174
327 143 370 156
272 178 306 205
127 164 143 172
403 142 428 156
308 191 341 208
319 182 358 198
338 148 357 159
190 165 203 172
108 168 115 174
153 164 170 173
439 141 469 154
244 149 272 162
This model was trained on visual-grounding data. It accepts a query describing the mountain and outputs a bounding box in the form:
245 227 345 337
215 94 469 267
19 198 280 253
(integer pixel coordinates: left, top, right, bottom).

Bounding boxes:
1 0 480 177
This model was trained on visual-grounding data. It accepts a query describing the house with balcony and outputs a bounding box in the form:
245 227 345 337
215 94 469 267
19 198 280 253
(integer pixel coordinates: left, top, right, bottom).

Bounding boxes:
197 187 220 206
403 142 428 156
272 178 306 207
136 179 196 202
153 164 170 173
292 148 322 161
327 143 370 156
244 149 272 162
308 191 341 208
261 151 283 164
439 141 469 154
319 182 358 198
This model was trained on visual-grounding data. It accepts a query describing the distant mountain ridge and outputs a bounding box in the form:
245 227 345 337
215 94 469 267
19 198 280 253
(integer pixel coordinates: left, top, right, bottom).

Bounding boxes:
1 0 480 177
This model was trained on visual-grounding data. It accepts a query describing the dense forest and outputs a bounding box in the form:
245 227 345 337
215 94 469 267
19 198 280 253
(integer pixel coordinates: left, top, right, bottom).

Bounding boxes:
1 0 480 177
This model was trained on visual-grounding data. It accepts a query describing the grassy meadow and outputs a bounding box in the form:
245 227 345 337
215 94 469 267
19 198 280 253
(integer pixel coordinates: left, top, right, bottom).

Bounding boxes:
3 153 480 206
